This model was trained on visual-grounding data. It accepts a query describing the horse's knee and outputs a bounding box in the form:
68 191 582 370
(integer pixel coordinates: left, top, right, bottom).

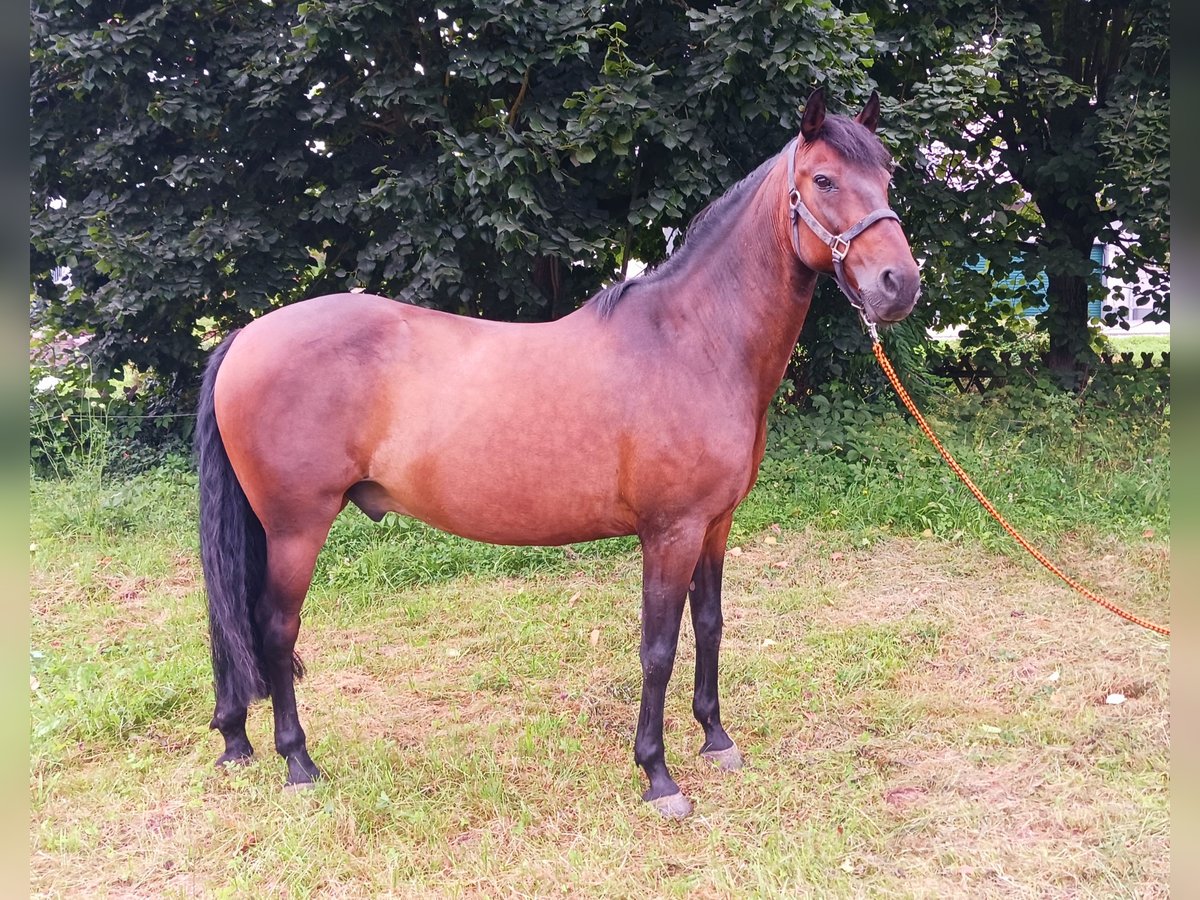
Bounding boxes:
256 607 301 655
275 722 308 758
210 703 248 734
640 637 679 679
693 609 723 644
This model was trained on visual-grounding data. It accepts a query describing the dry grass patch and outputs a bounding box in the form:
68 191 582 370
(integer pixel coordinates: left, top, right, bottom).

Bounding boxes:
31 524 1168 897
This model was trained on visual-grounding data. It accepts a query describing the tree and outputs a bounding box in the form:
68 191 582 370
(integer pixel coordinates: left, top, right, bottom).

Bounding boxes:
866 0 1169 379
30 0 877 404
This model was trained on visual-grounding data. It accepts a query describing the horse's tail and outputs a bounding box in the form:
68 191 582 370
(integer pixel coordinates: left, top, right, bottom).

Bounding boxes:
196 330 270 712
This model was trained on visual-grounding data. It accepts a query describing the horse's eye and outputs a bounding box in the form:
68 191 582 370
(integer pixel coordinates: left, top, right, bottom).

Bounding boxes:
813 174 834 191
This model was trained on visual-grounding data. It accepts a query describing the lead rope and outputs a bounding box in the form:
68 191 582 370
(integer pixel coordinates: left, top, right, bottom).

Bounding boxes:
783 135 1167 636
871 339 1170 637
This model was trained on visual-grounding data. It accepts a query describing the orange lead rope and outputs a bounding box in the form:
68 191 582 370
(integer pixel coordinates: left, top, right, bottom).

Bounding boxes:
781 142 1166 637
872 340 1170 638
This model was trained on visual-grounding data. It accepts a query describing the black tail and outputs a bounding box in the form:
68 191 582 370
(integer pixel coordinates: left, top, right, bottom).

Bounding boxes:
196 331 270 711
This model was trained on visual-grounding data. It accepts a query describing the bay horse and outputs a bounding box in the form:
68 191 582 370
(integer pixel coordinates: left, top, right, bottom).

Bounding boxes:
196 88 920 817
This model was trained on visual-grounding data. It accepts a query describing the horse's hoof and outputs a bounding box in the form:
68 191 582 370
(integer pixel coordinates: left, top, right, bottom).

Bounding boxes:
283 779 318 793
283 766 322 790
215 751 253 769
284 751 322 788
700 742 744 771
648 791 693 818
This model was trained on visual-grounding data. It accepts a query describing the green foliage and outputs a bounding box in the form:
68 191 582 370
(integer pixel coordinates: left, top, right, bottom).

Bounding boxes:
30 0 875 398
30 332 192 477
32 637 205 757
29 0 1170 454
31 450 197 540
315 510 637 600
789 281 945 411
865 0 1170 370
1097 333 1169 364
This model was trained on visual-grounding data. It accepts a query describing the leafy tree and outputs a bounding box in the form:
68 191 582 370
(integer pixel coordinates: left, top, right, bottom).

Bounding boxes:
866 0 1169 378
30 0 877 405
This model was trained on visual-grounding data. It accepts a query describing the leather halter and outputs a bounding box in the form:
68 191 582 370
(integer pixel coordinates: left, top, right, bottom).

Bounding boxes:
785 137 900 341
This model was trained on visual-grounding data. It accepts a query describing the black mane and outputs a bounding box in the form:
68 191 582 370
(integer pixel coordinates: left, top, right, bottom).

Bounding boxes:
588 114 891 317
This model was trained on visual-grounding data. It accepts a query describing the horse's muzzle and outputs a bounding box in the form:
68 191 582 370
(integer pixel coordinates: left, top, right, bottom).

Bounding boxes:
866 265 921 323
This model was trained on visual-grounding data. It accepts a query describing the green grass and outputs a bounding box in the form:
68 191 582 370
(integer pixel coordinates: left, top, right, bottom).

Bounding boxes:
932 330 1169 366
1105 333 1169 361
29 379 1170 897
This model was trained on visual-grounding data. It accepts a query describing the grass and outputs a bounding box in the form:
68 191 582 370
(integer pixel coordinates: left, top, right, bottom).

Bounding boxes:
29 379 1169 897
932 331 1169 365
1104 333 1169 362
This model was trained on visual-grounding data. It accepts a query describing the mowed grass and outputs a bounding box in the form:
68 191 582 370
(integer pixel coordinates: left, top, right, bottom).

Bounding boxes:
30 387 1169 898
1105 333 1169 362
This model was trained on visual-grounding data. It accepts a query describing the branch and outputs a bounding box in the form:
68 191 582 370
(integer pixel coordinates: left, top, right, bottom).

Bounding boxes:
361 118 401 137
507 68 530 127
1098 2 1129 105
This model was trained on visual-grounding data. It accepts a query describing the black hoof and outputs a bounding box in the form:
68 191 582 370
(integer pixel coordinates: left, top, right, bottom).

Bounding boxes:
215 749 253 768
284 752 322 788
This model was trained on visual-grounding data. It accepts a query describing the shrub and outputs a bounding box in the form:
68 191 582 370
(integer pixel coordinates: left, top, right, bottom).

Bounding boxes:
30 331 193 478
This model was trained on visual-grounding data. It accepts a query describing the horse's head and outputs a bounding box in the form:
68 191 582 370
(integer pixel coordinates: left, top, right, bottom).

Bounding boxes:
786 88 920 328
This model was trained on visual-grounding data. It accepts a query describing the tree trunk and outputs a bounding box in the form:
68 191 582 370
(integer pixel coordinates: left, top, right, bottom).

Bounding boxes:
1043 268 1095 386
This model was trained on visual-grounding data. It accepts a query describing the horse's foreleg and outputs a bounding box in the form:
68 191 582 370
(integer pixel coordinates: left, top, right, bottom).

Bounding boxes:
257 527 327 787
634 524 705 818
690 514 743 771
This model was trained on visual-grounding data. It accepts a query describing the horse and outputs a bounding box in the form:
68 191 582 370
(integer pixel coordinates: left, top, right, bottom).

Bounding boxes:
196 88 920 817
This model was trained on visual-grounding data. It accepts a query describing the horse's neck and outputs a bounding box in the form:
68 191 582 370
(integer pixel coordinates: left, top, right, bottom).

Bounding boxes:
649 163 818 415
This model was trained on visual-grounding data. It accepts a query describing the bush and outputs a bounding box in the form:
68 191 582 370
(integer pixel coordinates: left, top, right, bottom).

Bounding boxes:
30 331 193 478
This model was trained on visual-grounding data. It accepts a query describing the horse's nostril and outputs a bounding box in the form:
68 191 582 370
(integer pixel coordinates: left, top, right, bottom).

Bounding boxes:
880 268 898 296
879 267 918 304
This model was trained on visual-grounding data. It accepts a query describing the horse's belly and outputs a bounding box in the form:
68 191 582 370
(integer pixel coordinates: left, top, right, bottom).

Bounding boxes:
367 472 634 547
357 445 636 547
425 510 634 547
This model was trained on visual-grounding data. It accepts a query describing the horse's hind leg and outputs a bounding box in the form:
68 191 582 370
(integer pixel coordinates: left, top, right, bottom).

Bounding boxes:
690 514 743 771
257 524 331 787
212 702 254 766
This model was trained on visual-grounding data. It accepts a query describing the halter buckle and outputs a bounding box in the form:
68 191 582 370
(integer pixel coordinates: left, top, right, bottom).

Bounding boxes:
861 313 880 345
830 236 850 262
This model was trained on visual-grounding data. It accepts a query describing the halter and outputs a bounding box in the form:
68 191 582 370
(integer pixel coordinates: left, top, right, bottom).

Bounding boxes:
784 137 900 343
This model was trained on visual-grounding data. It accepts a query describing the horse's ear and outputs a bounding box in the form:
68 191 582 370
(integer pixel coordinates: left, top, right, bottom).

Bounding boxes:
800 88 826 142
855 90 881 132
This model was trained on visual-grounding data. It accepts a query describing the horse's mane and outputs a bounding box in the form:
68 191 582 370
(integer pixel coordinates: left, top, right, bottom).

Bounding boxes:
588 114 890 318
588 153 778 317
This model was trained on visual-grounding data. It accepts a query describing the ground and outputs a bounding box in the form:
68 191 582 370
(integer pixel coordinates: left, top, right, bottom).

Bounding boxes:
30 517 1168 898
